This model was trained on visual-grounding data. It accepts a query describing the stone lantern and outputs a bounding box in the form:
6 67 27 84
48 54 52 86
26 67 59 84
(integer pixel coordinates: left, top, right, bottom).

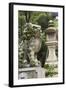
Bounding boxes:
45 20 58 65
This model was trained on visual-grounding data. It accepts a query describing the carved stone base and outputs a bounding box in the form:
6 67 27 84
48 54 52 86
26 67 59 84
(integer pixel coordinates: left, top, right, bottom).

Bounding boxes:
18 67 45 79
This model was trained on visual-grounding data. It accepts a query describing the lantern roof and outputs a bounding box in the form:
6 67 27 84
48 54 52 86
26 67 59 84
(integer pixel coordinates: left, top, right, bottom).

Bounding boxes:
45 20 56 33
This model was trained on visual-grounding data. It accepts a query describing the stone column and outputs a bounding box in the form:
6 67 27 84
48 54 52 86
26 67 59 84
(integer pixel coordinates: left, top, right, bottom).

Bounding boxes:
46 42 58 65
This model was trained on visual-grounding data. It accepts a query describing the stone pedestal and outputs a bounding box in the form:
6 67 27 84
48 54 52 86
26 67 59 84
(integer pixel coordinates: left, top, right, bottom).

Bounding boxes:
45 41 58 65
18 67 45 79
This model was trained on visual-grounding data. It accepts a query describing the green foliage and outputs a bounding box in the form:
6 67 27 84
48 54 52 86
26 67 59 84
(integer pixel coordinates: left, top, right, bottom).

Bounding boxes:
44 64 58 77
18 13 26 43
36 14 49 30
30 12 53 31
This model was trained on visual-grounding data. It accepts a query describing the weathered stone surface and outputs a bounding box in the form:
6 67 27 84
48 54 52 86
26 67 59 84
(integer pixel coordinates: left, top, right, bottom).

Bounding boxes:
18 67 45 79
45 20 58 77
45 20 58 65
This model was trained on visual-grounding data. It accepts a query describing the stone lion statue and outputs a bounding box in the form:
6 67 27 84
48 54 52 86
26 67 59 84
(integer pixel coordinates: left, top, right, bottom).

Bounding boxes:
19 23 42 67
